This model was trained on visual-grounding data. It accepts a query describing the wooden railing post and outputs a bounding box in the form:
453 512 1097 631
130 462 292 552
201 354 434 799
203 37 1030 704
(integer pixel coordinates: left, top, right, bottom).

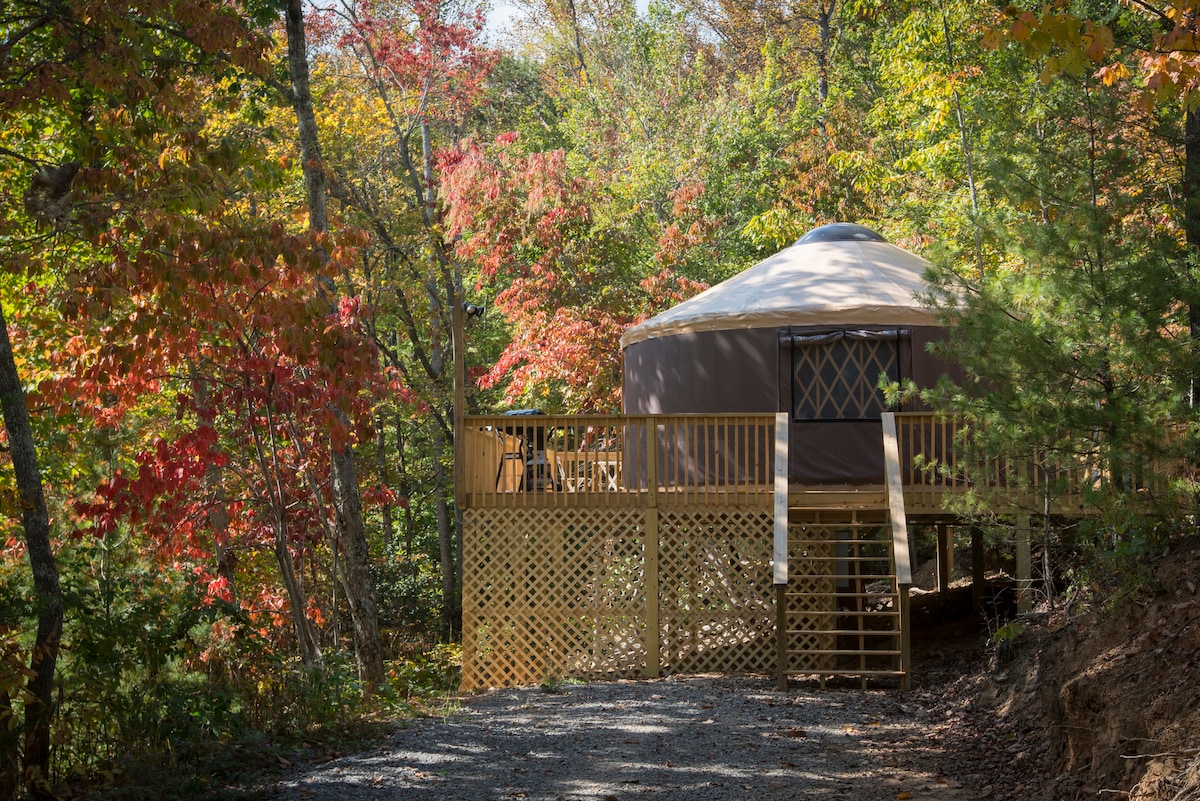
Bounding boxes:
773 412 789 690
882 413 913 690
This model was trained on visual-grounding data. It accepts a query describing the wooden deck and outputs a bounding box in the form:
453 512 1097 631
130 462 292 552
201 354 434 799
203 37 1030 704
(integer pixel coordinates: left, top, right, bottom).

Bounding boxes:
456 412 1105 691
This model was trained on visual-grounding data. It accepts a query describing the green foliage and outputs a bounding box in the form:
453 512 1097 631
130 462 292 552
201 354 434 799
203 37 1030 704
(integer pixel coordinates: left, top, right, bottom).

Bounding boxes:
991 620 1025 645
388 643 462 705
538 674 583 694
1067 512 1176 611
37 533 372 781
375 548 444 636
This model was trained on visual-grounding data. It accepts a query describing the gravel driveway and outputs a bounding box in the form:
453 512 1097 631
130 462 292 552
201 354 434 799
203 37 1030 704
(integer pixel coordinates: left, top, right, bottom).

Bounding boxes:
272 675 972 801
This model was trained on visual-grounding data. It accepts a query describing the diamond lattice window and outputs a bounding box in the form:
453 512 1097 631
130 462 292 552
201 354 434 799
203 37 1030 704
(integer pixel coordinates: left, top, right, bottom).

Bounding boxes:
791 332 901 421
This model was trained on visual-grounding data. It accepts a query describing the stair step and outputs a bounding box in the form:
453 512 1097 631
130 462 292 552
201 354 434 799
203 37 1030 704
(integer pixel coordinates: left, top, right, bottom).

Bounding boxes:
785 629 901 637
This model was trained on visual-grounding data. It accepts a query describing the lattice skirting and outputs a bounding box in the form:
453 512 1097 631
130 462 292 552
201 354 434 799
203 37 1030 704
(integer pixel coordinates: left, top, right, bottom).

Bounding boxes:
461 506 774 690
658 510 775 675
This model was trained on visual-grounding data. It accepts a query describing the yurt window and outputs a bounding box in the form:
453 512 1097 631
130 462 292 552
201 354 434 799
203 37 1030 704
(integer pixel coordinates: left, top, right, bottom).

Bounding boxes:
787 330 906 421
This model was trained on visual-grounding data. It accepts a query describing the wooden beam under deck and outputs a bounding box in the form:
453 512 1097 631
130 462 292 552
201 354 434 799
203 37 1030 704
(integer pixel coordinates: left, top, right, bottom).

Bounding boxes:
787 483 1090 518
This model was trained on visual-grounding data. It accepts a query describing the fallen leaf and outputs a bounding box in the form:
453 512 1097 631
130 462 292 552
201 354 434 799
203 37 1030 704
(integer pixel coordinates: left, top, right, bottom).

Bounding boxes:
898 793 913 800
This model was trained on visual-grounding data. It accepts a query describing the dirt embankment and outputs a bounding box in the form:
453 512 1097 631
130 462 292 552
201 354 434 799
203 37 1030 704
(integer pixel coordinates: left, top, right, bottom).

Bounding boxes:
964 543 1200 801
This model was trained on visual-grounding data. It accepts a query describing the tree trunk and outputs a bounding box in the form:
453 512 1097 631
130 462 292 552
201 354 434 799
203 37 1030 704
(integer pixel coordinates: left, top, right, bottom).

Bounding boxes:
330 448 385 687
941 3 984 279
433 424 457 639
285 0 385 692
815 1 833 105
375 412 393 543
288 417 343 645
0 690 16 800
251 398 322 666
1184 109 1200 408
274 523 323 666
0 305 63 796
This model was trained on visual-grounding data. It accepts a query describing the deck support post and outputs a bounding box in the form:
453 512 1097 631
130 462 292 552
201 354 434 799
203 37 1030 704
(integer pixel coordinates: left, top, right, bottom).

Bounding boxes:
643 509 660 677
776 585 788 690
1015 513 1032 614
936 523 953 594
773 412 789 690
644 421 661 678
971 525 985 613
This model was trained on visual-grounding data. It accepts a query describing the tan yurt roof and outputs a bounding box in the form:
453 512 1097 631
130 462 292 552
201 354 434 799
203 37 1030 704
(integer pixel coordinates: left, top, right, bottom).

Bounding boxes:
621 224 939 349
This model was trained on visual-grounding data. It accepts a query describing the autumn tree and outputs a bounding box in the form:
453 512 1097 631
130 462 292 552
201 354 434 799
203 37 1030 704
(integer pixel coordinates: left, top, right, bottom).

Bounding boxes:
283 0 385 693
0 0 282 791
299 0 497 635
442 4 821 409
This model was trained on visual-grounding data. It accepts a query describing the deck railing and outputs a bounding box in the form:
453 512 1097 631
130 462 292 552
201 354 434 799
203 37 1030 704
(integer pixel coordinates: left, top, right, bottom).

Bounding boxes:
461 414 776 509
891 412 1194 511
892 412 1089 511
464 411 1193 511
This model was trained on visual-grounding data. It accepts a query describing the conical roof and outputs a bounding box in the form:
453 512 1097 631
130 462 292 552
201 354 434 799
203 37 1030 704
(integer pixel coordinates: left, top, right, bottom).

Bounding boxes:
621 224 940 349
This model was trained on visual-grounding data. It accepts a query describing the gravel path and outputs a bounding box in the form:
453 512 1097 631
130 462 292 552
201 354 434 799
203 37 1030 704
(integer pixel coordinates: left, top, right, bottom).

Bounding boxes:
272 675 973 801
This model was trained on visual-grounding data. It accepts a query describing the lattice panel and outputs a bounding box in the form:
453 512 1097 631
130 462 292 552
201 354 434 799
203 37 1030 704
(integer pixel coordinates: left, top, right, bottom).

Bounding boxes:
461 507 649 690
783 511 903 679
658 509 775 675
463 504 904 689
792 337 899 420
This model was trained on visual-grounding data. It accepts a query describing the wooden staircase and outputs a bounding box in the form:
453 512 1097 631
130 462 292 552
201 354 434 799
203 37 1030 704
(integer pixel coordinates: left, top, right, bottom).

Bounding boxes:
778 508 909 687
775 413 914 689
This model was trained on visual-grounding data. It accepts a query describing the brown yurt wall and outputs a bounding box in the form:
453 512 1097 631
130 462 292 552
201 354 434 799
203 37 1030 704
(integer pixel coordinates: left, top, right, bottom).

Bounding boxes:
622 326 955 484
622 328 778 414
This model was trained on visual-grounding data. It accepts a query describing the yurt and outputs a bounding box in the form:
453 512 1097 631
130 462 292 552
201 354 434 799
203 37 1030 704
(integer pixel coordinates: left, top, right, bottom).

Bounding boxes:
621 223 958 485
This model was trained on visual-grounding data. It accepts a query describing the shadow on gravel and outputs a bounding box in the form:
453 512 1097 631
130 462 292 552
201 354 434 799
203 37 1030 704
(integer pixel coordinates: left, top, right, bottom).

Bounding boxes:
273 676 969 801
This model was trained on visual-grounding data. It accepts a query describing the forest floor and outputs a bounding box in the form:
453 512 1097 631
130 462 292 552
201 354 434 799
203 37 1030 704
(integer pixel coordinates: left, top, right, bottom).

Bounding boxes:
267 542 1200 801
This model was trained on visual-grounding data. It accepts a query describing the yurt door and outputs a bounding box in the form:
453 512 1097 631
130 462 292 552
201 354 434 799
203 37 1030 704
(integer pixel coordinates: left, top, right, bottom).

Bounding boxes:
783 329 906 484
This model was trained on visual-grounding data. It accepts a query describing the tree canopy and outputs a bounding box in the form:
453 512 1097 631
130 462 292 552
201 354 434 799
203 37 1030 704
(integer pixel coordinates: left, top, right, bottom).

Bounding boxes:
3 0 1200 792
